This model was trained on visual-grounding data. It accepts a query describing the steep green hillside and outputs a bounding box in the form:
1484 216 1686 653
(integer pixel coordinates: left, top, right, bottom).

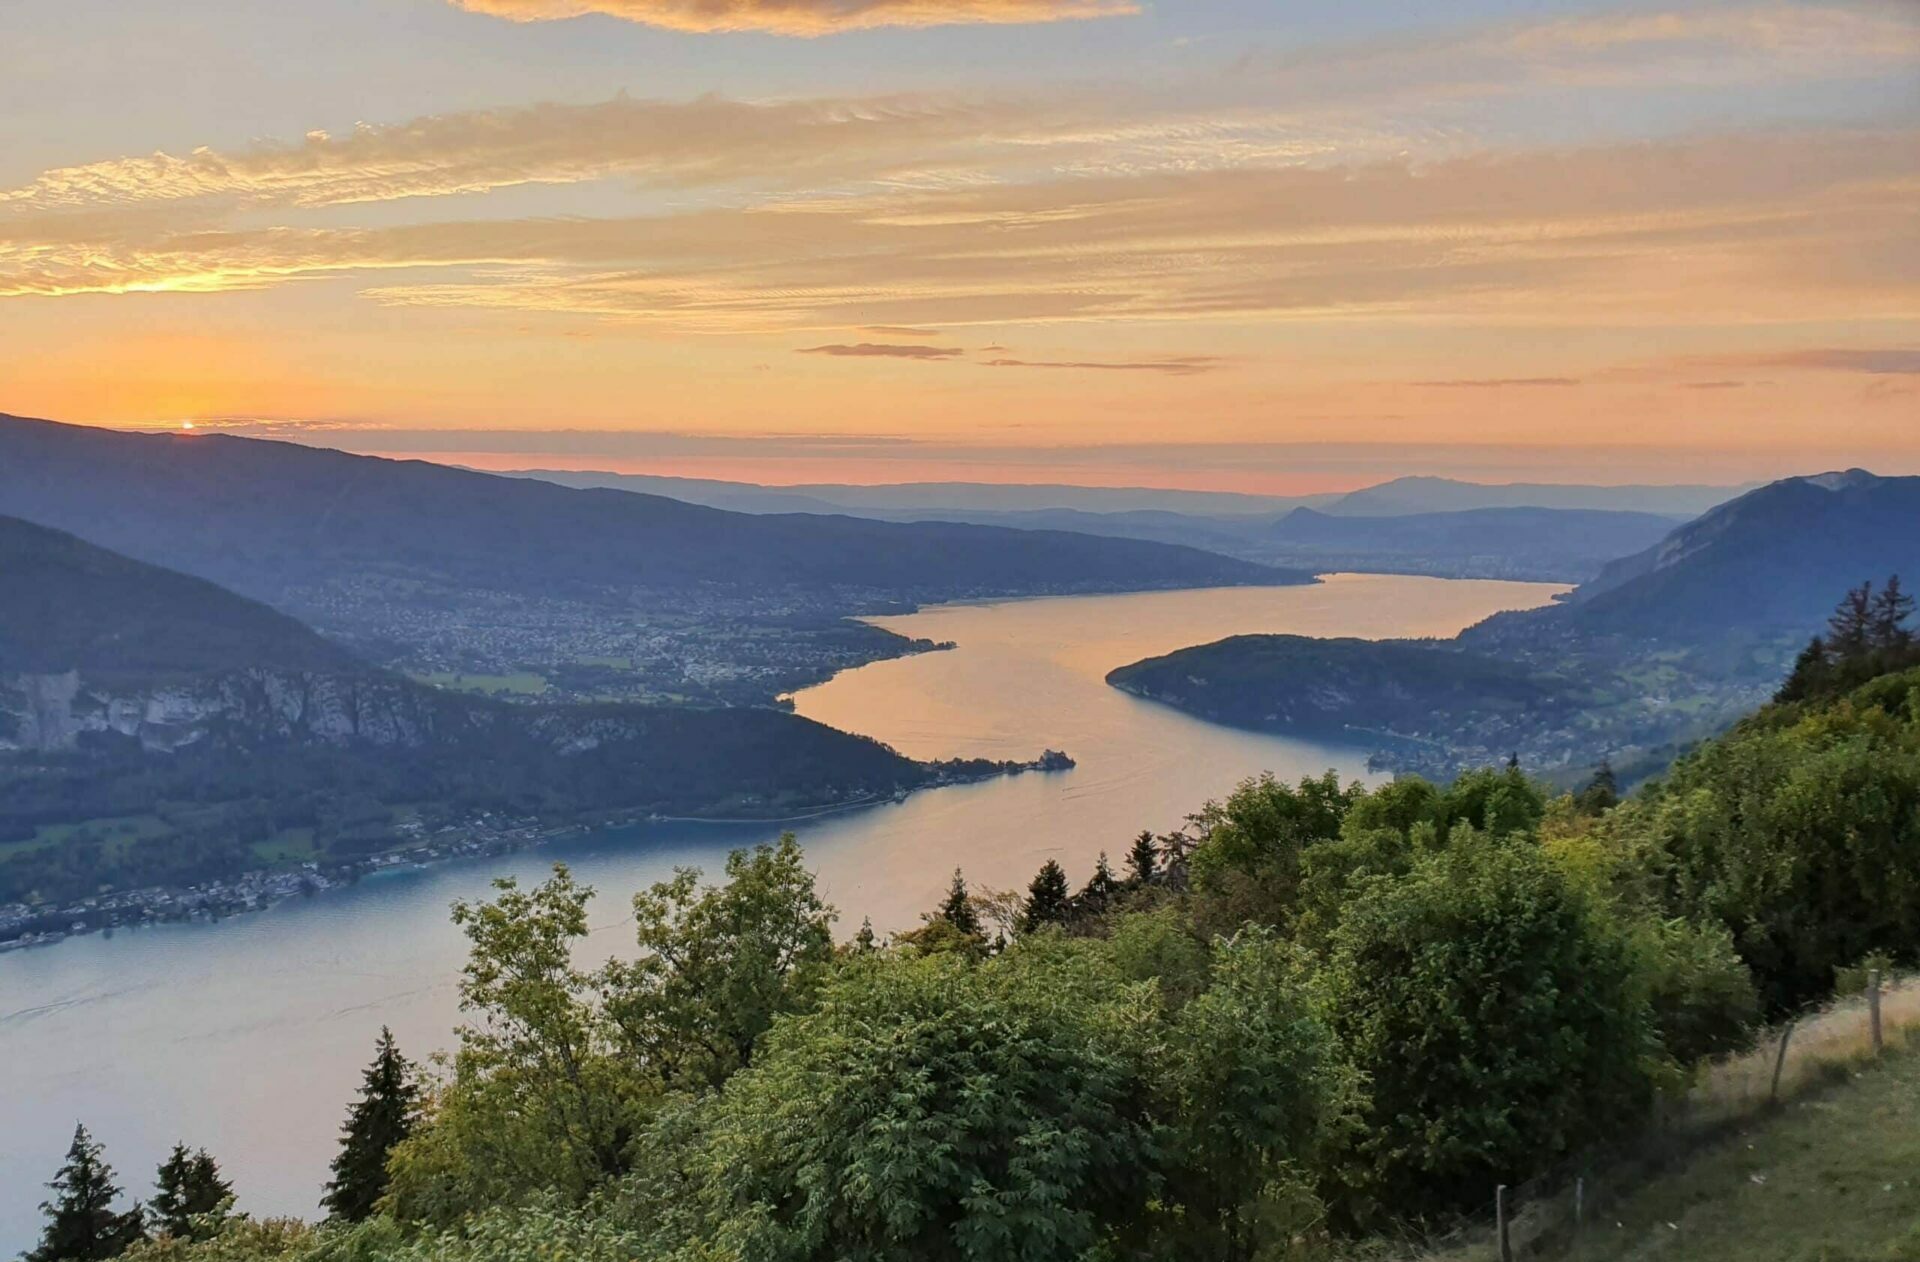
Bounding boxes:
0 522 1031 908
1107 634 1568 741
1562 470 1920 638
0 515 358 677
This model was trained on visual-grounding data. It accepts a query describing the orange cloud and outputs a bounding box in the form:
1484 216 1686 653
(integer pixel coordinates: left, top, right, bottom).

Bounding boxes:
0 93 1075 212
447 0 1137 35
1413 377 1581 388
798 343 963 359
5 128 1911 337
983 356 1224 376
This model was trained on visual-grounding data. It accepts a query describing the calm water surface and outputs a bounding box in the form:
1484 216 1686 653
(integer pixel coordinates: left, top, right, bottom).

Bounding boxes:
0 574 1562 1248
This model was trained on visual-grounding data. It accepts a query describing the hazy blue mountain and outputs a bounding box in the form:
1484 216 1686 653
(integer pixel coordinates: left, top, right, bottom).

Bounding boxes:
501 467 1324 516
1323 475 1746 518
1555 470 1920 638
0 515 356 678
0 414 1308 611
1263 506 1682 582
500 465 1734 583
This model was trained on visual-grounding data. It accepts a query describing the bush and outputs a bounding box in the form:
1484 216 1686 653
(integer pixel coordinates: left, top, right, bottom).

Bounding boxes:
1321 831 1655 1225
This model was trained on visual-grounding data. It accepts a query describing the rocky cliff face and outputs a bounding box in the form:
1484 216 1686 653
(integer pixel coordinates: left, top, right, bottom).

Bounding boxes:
0 668 445 754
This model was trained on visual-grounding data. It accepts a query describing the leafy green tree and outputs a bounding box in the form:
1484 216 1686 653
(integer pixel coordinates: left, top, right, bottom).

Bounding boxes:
1105 906 1212 1010
118 1216 317 1262
1630 667 1920 1010
1125 831 1159 887
322 1028 418 1223
28 1124 146 1262
1322 834 1653 1225
1152 930 1351 1261
1436 764 1546 837
600 834 836 1090
1020 859 1071 932
1189 772 1358 890
387 866 639 1223
150 1146 232 1241
644 950 1158 1262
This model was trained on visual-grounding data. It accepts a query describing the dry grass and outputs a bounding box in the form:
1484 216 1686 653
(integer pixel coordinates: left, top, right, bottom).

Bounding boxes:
1687 973 1920 1127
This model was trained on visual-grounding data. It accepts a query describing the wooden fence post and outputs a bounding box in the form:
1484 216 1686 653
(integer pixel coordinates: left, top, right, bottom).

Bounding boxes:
1769 1019 1797 1104
1496 1184 1513 1262
1869 969 1883 1057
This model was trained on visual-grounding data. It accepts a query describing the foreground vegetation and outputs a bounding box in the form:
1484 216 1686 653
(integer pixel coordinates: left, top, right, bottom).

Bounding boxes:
23 603 1920 1261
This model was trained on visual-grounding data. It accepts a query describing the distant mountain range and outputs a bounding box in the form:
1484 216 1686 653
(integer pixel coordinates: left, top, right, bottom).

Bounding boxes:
505 468 1747 520
0 414 1309 705
0 415 1299 609
1323 476 1747 519
1107 471 1920 781
1263 506 1681 582
502 467 1738 583
499 469 1327 517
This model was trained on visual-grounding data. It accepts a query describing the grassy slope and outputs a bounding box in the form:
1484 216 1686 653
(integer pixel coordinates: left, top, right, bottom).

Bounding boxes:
1562 1051 1920 1262
1406 981 1920 1262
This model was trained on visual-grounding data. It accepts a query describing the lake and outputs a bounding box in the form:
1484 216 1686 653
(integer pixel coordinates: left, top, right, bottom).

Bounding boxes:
0 573 1563 1249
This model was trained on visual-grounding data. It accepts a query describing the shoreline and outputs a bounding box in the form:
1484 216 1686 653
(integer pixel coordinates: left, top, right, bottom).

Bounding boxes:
0 754 1071 956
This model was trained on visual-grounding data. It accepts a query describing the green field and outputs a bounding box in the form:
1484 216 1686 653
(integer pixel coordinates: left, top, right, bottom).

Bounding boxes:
249 828 320 864
410 671 548 697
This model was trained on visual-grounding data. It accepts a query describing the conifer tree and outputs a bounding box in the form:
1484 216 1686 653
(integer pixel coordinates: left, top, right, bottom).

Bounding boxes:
934 868 980 936
1125 831 1160 887
1776 636 1831 702
1576 757 1619 815
151 1145 232 1241
1021 859 1072 932
27 1124 145 1262
1077 852 1120 918
1828 580 1876 657
1871 574 1914 649
322 1027 419 1222
852 917 877 953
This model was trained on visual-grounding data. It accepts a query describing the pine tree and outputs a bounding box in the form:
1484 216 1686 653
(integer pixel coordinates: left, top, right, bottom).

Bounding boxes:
1776 635 1831 702
852 917 877 953
1828 580 1876 657
1125 831 1159 887
151 1145 232 1241
1021 859 1072 932
322 1027 419 1222
1076 852 1120 919
934 869 981 936
28 1124 145 1262
1576 757 1619 816
1871 574 1915 649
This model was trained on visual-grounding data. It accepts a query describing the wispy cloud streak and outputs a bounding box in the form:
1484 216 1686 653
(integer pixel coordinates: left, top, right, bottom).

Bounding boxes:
448 0 1137 34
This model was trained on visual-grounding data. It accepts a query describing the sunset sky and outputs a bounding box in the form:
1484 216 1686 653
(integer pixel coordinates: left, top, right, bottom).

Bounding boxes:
3 0 1916 491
